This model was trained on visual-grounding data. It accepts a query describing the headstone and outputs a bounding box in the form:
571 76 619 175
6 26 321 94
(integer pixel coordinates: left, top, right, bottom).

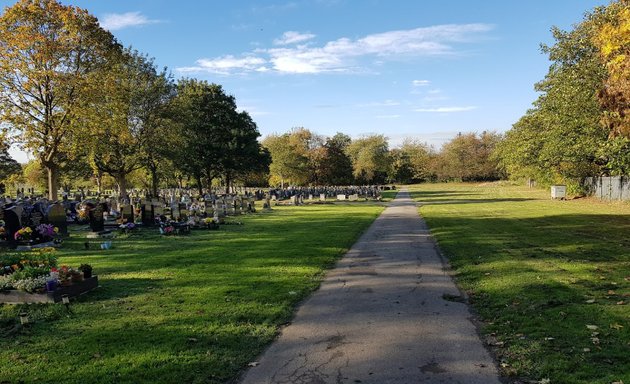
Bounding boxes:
89 203 105 232
121 205 134 223
171 204 180 221
291 195 298 206
3 207 20 246
337 194 346 201
142 203 154 226
308 194 313 201
349 194 359 201
320 193 326 202
47 203 67 236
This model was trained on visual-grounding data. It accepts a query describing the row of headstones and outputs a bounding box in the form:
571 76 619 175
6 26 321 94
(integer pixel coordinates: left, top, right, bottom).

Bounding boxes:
0 202 68 246
87 195 257 232
268 186 384 200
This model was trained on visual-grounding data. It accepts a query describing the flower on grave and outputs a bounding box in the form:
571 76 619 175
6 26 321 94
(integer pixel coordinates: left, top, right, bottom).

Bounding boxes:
77 209 89 220
36 224 57 239
14 227 33 241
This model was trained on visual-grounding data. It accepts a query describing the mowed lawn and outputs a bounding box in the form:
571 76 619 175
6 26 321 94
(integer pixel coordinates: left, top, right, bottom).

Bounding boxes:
406 183 629 384
0 203 383 384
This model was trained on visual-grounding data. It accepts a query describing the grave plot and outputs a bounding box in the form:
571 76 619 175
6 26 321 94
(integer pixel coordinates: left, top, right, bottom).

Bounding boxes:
0 248 97 304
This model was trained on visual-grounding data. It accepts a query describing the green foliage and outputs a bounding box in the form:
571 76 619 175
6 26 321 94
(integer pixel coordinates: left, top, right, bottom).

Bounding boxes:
409 183 630 384
434 131 502 182
170 79 267 193
345 134 391 184
0 0 120 200
389 139 433 184
497 2 630 187
0 203 382 383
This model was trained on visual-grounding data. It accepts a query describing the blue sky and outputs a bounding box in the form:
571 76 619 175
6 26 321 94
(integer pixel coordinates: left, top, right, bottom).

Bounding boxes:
2 0 609 162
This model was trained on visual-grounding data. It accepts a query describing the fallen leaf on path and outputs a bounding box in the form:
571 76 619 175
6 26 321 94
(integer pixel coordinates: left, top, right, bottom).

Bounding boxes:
583 348 590 352
585 299 596 304
616 301 625 305
586 325 599 330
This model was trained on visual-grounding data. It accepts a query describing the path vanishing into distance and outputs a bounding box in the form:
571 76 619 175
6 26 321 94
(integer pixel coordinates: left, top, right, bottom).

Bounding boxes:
240 190 501 384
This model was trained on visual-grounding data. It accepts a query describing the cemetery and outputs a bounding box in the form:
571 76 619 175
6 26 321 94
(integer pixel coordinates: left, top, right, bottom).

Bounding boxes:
0 185 387 305
0 0 628 383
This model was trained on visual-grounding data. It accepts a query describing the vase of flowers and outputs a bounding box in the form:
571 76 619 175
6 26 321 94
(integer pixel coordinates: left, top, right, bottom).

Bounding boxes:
14 227 33 243
36 223 58 242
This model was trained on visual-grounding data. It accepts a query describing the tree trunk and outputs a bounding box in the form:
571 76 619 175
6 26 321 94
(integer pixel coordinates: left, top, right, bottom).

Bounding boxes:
116 174 129 201
46 164 59 201
195 174 203 196
94 170 103 194
225 172 231 195
150 166 159 197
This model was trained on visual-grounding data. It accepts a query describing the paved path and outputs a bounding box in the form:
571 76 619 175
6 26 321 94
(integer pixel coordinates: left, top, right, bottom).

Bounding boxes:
240 191 501 384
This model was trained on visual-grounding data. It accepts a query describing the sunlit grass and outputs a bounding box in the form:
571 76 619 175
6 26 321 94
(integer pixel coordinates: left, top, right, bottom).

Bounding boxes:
405 183 630 384
0 203 383 384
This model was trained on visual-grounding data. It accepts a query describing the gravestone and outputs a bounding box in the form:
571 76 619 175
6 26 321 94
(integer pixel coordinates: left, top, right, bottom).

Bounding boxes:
121 205 134 223
320 193 326 202
89 203 105 232
3 207 20 247
12 204 23 227
290 195 298 206
349 194 359 201
204 201 214 217
47 203 67 236
171 204 180 221
337 194 346 201
142 203 154 226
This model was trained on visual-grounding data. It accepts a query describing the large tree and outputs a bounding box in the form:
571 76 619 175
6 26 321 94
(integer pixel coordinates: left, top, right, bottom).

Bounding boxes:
78 49 155 200
81 48 174 199
172 79 265 194
345 134 390 184
0 0 119 200
262 128 315 187
496 4 610 188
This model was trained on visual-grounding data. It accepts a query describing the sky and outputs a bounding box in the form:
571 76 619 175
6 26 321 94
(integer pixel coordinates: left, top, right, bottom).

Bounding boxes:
1 0 610 163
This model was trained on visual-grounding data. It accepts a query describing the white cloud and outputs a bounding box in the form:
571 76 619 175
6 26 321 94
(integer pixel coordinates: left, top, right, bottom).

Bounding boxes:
274 31 317 45
412 80 430 86
357 99 400 108
178 55 267 75
414 106 477 113
177 23 493 75
99 12 160 31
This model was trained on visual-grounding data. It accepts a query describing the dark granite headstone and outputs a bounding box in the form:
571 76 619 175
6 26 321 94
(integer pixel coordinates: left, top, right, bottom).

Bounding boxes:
89 203 105 232
3 207 21 247
142 203 154 226
47 203 67 236
121 205 134 223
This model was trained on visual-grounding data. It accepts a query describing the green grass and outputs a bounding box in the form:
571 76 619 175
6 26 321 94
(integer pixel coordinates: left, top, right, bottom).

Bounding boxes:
0 203 382 384
406 182 630 384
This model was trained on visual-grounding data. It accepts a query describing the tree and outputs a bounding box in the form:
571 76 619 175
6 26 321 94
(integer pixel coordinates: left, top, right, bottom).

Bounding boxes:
171 79 263 194
316 133 353 185
217 110 270 193
81 48 167 200
389 139 433 183
496 5 611 188
0 0 120 200
263 128 314 187
436 132 502 181
594 0 630 138
345 134 390 184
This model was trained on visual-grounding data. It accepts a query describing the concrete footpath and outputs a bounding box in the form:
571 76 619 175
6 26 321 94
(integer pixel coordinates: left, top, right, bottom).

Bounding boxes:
240 190 501 384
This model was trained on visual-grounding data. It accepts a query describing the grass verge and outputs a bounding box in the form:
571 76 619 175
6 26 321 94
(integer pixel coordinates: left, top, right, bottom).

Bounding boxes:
406 183 629 384
0 203 382 384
